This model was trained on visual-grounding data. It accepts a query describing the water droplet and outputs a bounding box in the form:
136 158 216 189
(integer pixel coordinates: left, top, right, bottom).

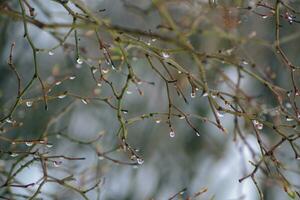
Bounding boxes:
169 131 175 138
69 76 76 80
123 110 128 114
196 132 200 136
55 81 62 86
46 143 53 148
53 160 62 167
286 117 294 122
216 111 224 118
262 15 268 19
241 60 248 65
102 68 109 74
81 99 88 104
48 51 54 56
5 118 13 124
92 68 98 74
26 101 33 107
58 94 67 99
202 92 208 97
126 91 132 95
10 153 19 157
98 156 104 160
25 142 33 147
285 102 292 109
76 58 83 65
195 87 199 91
179 115 185 119
178 70 182 74
146 42 151 46
155 119 161 124
151 38 157 42
97 83 102 87
137 158 144 165
191 92 196 98
162 52 170 59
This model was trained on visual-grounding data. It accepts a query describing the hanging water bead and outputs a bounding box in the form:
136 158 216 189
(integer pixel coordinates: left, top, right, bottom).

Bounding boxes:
179 115 185 119
69 76 76 80
178 70 182 74
169 131 175 138
58 94 67 99
46 143 53 148
191 92 196 98
286 116 294 122
5 118 13 124
202 92 208 97
92 68 98 74
98 156 104 160
26 101 33 107
53 160 62 167
155 119 161 124
137 158 144 165
48 51 54 56
25 142 33 147
102 68 109 74
195 132 200 137
123 110 128 114
126 90 133 95
81 99 88 105
216 111 224 118
76 58 83 65
55 81 62 86
10 153 19 157
162 52 170 59
253 120 263 130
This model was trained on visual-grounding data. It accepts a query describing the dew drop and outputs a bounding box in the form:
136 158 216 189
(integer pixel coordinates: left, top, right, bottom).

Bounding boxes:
69 76 76 80
196 132 200 136
76 58 83 65
25 142 33 147
98 156 104 160
202 92 208 97
5 118 13 124
146 42 151 46
262 15 268 19
55 81 62 86
191 92 196 98
97 83 102 87
216 111 224 118
285 102 292 109
81 99 88 104
46 143 53 148
126 90 132 95
92 68 98 74
286 117 294 122
10 153 19 157
26 101 33 107
155 119 161 124
169 131 175 138
123 110 128 114
137 158 144 165
102 68 109 74
53 160 62 167
179 115 185 119
48 51 54 56
241 60 248 65
151 38 157 42
178 70 182 74
162 52 170 59
58 94 67 99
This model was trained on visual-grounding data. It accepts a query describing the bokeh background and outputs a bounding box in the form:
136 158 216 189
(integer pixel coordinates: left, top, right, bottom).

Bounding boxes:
0 0 300 199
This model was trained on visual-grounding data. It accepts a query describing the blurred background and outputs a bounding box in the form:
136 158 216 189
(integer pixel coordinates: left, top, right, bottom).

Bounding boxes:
0 0 300 199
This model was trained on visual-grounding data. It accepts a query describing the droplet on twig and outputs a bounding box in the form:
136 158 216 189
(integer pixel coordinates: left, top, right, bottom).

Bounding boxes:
169 131 175 138
26 101 33 107
162 52 170 59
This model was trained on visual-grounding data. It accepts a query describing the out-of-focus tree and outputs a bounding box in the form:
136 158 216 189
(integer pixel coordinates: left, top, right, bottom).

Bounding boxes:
0 0 299 199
